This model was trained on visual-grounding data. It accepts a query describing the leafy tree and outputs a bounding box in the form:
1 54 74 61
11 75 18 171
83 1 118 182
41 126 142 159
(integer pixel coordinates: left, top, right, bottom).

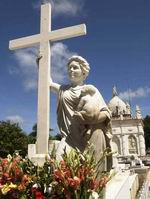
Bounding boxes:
28 123 62 142
143 115 150 149
52 133 62 141
28 124 61 144
0 121 28 157
28 123 37 144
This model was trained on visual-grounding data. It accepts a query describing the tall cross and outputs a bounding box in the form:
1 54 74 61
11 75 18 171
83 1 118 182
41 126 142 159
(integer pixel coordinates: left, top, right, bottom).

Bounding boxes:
9 3 86 156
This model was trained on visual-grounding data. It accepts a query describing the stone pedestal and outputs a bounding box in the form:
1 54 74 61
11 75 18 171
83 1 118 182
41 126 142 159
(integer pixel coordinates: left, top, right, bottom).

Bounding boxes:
30 154 49 167
28 144 36 160
28 140 61 166
104 171 139 199
28 144 49 166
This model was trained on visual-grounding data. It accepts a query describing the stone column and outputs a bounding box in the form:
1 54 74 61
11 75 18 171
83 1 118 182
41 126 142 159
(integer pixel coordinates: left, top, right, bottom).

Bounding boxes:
121 135 127 156
120 124 127 156
137 124 146 156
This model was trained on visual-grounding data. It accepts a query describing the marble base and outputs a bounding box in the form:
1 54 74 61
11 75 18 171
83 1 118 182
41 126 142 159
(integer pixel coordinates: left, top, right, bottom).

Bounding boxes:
104 171 139 199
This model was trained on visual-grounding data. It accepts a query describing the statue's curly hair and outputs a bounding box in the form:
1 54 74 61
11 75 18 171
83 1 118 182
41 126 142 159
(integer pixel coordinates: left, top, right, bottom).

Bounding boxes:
67 56 90 79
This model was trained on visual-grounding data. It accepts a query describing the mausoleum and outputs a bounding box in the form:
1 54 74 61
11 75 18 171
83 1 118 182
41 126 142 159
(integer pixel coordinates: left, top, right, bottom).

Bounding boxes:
108 86 146 157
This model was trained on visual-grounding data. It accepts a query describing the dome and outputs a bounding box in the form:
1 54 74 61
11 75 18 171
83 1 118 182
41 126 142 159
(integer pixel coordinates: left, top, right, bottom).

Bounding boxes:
108 86 127 116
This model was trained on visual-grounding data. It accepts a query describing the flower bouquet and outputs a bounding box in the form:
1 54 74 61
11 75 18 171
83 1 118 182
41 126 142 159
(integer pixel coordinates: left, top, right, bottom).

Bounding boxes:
0 146 112 199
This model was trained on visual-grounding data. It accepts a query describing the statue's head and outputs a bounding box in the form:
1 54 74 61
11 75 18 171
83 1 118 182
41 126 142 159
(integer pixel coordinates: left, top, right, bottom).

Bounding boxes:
67 56 90 83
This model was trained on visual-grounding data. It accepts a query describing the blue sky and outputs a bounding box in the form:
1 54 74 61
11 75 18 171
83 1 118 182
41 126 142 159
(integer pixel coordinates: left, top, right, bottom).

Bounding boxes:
0 0 150 134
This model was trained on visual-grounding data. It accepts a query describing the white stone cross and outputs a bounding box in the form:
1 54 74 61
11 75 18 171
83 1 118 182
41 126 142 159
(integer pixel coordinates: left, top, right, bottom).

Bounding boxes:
9 3 86 162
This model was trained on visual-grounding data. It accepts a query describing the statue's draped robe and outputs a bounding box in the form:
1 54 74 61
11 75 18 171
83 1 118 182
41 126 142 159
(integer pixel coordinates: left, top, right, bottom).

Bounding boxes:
57 84 112 171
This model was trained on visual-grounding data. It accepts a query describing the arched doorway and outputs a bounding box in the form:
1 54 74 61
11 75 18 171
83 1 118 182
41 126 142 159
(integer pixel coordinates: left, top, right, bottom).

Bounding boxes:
111 136 121 154
128 135 138 154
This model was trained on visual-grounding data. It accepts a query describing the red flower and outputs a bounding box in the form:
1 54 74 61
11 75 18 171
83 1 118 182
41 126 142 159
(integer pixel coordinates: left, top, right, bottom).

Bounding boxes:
1 159 8 168
73 176 81 187
2 172 11 182
31 187 37 193
67 176 80 189
64 189 72 199
77 167 85 181
35 190 42 198
3 172 9 178
54 169 63 181
89 178 99 190
64 170 71 178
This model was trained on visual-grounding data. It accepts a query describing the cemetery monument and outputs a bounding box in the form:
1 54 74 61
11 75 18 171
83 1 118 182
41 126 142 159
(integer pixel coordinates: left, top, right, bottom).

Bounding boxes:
9 3 87 165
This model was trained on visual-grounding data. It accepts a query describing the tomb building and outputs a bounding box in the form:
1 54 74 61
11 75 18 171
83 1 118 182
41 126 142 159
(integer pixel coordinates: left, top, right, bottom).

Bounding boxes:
108 86 146 157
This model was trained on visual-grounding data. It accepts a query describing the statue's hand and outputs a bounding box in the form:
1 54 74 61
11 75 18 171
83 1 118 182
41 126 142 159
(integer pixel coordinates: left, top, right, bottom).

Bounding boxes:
74 109 108 125
73 110 94 124
73 111 85 122
36 53 43 65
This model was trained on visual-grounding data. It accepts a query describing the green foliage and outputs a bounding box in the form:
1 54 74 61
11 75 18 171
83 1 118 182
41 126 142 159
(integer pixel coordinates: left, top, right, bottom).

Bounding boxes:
28 123 62 143
49 133 62 141
143 115 150 149
0 121 28 157
0 121 62 158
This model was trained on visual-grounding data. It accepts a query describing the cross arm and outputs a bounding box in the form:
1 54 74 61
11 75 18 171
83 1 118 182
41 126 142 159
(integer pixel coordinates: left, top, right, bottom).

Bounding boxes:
9 34 41 50
9 24 86 50
49 24 86 42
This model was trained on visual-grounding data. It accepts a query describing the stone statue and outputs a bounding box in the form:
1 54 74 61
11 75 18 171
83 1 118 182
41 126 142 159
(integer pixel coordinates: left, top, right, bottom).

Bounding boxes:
50 56 112 171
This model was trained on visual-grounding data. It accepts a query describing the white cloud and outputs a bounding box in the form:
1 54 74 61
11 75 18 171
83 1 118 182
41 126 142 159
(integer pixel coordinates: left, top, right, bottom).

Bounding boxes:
119 87 150 100
51 42 77 83
12 47 38 90
6 115 24 125
10 42 77 90
33 0 85 17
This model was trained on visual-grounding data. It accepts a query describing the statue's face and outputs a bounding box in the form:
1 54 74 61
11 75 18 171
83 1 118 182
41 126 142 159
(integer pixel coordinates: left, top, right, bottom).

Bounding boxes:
68 61 84 84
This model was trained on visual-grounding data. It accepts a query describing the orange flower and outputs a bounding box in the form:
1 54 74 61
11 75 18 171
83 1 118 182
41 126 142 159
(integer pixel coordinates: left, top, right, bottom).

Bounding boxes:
18 183 26 191
22 175 29 185
99 176 109 188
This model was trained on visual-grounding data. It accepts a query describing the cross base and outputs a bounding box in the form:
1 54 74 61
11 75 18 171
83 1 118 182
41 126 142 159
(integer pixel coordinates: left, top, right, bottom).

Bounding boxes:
28 144 49 166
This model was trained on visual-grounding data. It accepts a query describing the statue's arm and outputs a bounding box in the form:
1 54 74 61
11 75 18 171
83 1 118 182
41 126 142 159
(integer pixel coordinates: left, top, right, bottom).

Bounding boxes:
49 78 60 93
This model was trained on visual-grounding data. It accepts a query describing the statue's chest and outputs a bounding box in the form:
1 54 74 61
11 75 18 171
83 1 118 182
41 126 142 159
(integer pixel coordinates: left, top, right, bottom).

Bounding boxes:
63 89 81 108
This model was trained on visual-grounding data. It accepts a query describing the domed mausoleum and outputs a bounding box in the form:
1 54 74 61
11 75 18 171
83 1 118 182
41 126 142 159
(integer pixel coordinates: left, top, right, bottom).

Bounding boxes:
108 86 146 157
108 87 127 116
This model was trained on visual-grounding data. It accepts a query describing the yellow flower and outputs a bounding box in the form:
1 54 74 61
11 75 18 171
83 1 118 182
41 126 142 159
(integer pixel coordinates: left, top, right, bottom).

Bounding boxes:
1 184 10 195
1 183 17 195
9 182 17 189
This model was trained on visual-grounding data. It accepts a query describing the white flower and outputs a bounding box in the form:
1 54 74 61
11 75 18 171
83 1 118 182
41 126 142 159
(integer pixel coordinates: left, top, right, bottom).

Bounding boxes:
32 184 39 188
90 191 99 199
48 186 52 194
44 185 52 194
7 154 12 161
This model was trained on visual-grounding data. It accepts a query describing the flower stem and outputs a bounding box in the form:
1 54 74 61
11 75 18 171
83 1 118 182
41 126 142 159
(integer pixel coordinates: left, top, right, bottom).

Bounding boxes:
75 190 79 199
